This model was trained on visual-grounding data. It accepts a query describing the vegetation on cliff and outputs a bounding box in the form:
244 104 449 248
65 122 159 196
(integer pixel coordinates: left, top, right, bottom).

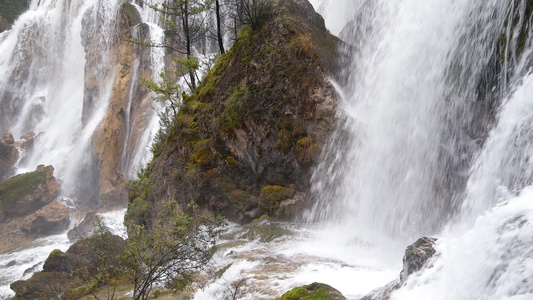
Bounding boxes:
0 0 26 32
126 0 340 229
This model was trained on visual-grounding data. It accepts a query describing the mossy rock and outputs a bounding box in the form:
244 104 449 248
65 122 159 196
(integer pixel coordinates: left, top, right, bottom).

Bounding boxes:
259 185 295 212
275 282 346 300
0 166 56 220
0 168 47 208
242 225 290 242
121 3 141 27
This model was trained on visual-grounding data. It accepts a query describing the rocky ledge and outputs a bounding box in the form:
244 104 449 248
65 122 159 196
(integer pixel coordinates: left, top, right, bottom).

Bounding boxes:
0 165 69 253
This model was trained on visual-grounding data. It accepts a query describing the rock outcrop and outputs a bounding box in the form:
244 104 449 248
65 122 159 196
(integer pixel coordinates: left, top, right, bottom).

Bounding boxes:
21 202 70 236
86 3 155 206
10 233 125 300
276 282 346 300
0 165 59 221
127 0 341 228
360 237 438 300
0 132 18 180
11 232 126 300
0 165 68 253
399 237 437 282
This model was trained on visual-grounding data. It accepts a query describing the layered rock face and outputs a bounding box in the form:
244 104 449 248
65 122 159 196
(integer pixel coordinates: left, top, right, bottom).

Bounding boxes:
85 4 155 206
127 0 341 227
0 165 68 253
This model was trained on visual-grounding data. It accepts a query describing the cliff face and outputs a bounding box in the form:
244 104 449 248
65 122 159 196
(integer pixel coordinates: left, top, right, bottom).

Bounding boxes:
87 4 154 206
127 0 341 225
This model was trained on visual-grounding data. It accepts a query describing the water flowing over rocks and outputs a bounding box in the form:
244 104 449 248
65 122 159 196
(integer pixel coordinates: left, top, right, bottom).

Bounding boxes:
11 232 126 300
360 237 438 300
89 3 156 205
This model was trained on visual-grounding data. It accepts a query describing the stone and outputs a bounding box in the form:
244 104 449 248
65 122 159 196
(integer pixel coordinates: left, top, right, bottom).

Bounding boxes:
21 202 70 236
0 133 18 180
360 237 438 300
2 132 14 144
0 165 59 221
399 237 437 282
67 211 99 241
275 282 346 300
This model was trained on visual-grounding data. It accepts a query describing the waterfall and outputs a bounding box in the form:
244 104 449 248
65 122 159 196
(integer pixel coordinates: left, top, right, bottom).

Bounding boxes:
306 0 511 242
0 0 164 204
306 0 533 298
0 0 165 296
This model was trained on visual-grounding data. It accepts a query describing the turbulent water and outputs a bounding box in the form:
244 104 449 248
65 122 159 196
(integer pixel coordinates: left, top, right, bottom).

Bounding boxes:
3 0 533 299
203 0 533 299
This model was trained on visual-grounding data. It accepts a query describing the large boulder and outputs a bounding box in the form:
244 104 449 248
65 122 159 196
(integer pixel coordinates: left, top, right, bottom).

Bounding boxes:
67 211 99 241
12 232 127 299
0 165 59 221
399 237 437 282
0 165 63 253
126 0 342 229
21 202 70 236
275 282 346 300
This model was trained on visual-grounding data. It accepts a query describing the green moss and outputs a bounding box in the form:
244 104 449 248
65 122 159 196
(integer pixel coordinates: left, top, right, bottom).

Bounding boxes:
222 82 250 129
0 168 48 211
49 249 65 257
259 185 294 211
0 0 26 31
275 283 346 300
295 136 319 163
278 286 308 300
252 214 270 222
121 3 141 27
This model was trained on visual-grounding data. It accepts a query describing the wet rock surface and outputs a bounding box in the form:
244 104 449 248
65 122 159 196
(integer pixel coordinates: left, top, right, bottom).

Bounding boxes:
360 237 438 300
0 133 19 181
0 165 65 253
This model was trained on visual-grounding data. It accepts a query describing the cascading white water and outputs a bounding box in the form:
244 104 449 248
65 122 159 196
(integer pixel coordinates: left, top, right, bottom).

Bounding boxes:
307 0 510 243
0 0 166 297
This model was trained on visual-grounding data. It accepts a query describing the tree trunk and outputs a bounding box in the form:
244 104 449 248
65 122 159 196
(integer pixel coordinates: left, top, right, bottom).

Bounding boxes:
182 0 196 90
216 0 225 54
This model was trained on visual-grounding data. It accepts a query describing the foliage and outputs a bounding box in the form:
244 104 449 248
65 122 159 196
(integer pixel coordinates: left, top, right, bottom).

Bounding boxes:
69 218 127 300
123 201 226 300
241 0 275 30
222 82 250 128
141 69 182 116
0 0 26 31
